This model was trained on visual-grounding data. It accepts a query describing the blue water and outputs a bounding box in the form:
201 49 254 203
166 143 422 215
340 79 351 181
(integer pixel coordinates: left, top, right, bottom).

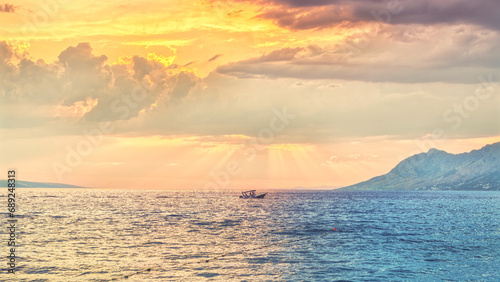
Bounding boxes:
2 189 499 281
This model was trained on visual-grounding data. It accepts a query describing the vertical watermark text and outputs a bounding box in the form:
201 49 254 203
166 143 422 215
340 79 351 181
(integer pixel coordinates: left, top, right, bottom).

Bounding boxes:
6 170 17 274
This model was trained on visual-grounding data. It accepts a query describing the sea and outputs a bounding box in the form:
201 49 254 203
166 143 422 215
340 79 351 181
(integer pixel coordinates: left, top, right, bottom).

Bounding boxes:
1 189 499 281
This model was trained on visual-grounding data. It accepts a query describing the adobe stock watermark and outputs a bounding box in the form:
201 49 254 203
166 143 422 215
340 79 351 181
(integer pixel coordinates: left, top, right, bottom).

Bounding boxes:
22 0 69 37
392 73 498 178
51 83 152 182
203 107 296 192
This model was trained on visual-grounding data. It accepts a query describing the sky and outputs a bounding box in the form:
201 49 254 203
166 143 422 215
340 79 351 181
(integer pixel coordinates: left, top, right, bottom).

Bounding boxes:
0 0 499 189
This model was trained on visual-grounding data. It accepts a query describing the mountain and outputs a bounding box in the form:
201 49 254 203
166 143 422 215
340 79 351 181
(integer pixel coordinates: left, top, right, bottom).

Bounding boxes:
340 142 500 191
0 180 84 188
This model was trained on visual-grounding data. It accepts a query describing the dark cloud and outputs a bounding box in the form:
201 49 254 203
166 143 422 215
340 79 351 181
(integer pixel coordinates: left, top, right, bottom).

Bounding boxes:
254 0 500 31
170 72 197 102
256 47 303 62
218 55 500 84
182 61 196 67
0 3 14 13
132 56 152 80
0 41 14 67
270 0 342 7
208 54 223 62
58 43 107 70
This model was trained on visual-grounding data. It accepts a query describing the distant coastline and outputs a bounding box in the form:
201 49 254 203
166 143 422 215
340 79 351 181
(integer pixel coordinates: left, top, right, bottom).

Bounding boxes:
0 180 84 188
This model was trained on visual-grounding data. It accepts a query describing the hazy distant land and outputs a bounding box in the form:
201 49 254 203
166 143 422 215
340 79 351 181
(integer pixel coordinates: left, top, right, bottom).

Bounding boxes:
0 180 84 188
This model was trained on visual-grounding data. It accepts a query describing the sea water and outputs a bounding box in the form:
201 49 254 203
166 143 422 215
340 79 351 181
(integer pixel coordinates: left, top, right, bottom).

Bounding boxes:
1 189 499 281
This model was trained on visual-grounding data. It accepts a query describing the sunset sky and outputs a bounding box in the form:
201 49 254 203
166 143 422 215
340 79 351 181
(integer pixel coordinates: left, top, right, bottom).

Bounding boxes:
0 0 499 189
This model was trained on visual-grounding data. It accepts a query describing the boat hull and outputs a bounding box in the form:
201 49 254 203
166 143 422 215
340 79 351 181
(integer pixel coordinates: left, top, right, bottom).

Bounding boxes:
239 192 267 199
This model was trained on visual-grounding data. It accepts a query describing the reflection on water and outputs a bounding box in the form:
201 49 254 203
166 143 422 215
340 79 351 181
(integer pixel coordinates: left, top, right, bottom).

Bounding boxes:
2 189 499 281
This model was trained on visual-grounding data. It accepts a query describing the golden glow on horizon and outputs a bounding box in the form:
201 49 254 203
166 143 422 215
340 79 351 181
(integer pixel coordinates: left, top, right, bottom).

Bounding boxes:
1 133 497 189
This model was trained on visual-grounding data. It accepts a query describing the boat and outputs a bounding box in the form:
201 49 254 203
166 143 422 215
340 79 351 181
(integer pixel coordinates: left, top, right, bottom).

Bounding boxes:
239 190 267 199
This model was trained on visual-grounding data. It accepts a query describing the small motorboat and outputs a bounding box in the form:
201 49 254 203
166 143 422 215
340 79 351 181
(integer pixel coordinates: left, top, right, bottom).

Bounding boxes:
239 190 267 199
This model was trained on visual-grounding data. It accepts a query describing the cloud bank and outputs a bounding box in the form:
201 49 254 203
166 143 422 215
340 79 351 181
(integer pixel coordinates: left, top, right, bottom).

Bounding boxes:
217 23 500 83
1 40 498 143
252 0 500 31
